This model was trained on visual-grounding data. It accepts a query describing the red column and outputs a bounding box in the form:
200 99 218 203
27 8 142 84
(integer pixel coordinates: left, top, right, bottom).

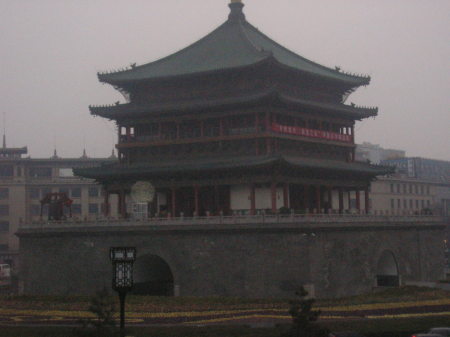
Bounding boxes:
219 118 224 137
316 186 321 213
365 187 370 214
118 190 126 218
214 185 220 215
250 184 256 215
327 186 333 212
304 185 309 212
194 185 200 216
338 188 344 214
348 190 352 210
283 183 289 208
271 182 277 213
356 190 361 212
171 188 176 217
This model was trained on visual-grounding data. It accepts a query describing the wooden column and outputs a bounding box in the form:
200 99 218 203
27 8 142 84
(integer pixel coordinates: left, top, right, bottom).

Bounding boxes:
271 182 277 213
118 190 126 218
171 188 176 217
214 185 220 215
348 190 352 210
364 187 370 214
338 188 344 214
219 118 224 137
316 185 321 213
327 186 333 212
194 185 200 216
250 184 256 215
304 185 310 212
356 190 361 212
283 183 289 208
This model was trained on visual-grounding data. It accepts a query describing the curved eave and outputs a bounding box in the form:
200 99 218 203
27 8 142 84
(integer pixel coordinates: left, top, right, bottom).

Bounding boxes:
75 155 392 183
98 55 370 90
89 89 377 121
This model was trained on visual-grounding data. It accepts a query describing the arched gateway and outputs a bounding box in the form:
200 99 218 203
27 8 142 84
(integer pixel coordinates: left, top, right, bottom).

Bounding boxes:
376 251 400 287
132 255 174 296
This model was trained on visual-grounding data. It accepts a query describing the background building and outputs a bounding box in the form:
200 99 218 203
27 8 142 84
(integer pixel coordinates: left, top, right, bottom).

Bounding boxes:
0 144 116 272
356 142 405 164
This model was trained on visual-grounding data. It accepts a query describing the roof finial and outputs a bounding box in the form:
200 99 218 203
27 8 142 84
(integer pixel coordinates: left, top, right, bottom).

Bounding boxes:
228 0 245 22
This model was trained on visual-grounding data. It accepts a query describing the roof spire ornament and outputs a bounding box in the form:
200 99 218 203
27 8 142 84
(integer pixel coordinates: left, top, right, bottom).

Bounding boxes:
228 0 245 22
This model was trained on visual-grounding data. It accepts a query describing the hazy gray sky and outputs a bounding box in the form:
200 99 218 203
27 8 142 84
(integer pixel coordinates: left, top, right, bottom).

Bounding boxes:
1 0 449 160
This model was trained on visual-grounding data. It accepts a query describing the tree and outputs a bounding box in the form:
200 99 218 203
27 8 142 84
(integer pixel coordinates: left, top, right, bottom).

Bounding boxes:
75 287 118 337
281 286 329 337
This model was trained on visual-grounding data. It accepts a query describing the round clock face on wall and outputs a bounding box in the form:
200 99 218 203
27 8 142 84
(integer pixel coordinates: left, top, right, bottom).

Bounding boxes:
130 181 155 203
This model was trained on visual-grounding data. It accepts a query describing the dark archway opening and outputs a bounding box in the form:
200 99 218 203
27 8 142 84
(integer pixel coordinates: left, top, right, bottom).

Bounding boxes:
132 255 174 296
376 251 400 287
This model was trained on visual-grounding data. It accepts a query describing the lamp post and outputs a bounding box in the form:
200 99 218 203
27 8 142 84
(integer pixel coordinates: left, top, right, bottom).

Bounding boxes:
110 247 136 337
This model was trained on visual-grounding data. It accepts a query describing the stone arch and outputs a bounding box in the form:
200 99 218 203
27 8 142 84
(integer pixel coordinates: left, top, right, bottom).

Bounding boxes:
376 250 400 287
132 254 174 296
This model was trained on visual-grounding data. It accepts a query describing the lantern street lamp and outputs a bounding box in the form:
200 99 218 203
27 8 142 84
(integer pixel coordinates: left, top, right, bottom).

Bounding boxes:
110 247 136 337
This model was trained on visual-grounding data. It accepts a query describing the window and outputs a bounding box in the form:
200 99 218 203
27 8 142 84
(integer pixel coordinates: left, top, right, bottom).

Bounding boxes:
29 167 52 178
59 168 74 177
427 186 430 195
72 204 82 214
397 199 401 209
415 200 419 209
421 200 425 208
31 204 41 216
30 188 40 199
89 204 99 214
414 185 418 194
88 187 99 197
390 199 395 209
409 185 413 194
0 188 8 199
403 184 407 194
0 244 8 251
420 185 424 195
409 199 413 209
403 199 407 209
427 200 430 207
0 166 13 177
0 205 8 216
390 184 394 193
0 221 9 232
71 188 81 198
396 184 400 193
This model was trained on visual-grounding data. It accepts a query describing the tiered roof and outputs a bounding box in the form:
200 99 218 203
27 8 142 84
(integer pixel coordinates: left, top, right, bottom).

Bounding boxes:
97 2 370 87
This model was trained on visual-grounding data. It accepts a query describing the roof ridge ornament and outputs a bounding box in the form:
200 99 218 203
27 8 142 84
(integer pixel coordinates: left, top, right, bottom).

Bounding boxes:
228 0 245 22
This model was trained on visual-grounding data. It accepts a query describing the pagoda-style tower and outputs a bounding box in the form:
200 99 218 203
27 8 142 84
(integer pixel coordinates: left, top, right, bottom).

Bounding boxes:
77 1 391 218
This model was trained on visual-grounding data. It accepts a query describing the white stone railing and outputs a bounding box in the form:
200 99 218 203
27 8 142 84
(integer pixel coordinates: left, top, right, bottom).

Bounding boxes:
20 214 447 229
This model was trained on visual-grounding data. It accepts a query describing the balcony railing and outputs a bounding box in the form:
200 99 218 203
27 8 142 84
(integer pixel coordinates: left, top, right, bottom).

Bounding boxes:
21 214 447 230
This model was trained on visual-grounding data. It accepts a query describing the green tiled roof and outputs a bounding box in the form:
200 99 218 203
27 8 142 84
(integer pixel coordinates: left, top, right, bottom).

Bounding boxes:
74 154 392 182
89 87 377 121
98 3 369 86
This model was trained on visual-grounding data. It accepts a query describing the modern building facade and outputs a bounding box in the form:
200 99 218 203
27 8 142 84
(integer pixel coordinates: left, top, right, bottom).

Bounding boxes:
0 144 116 271
356 142 405 164
77 0 391 218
